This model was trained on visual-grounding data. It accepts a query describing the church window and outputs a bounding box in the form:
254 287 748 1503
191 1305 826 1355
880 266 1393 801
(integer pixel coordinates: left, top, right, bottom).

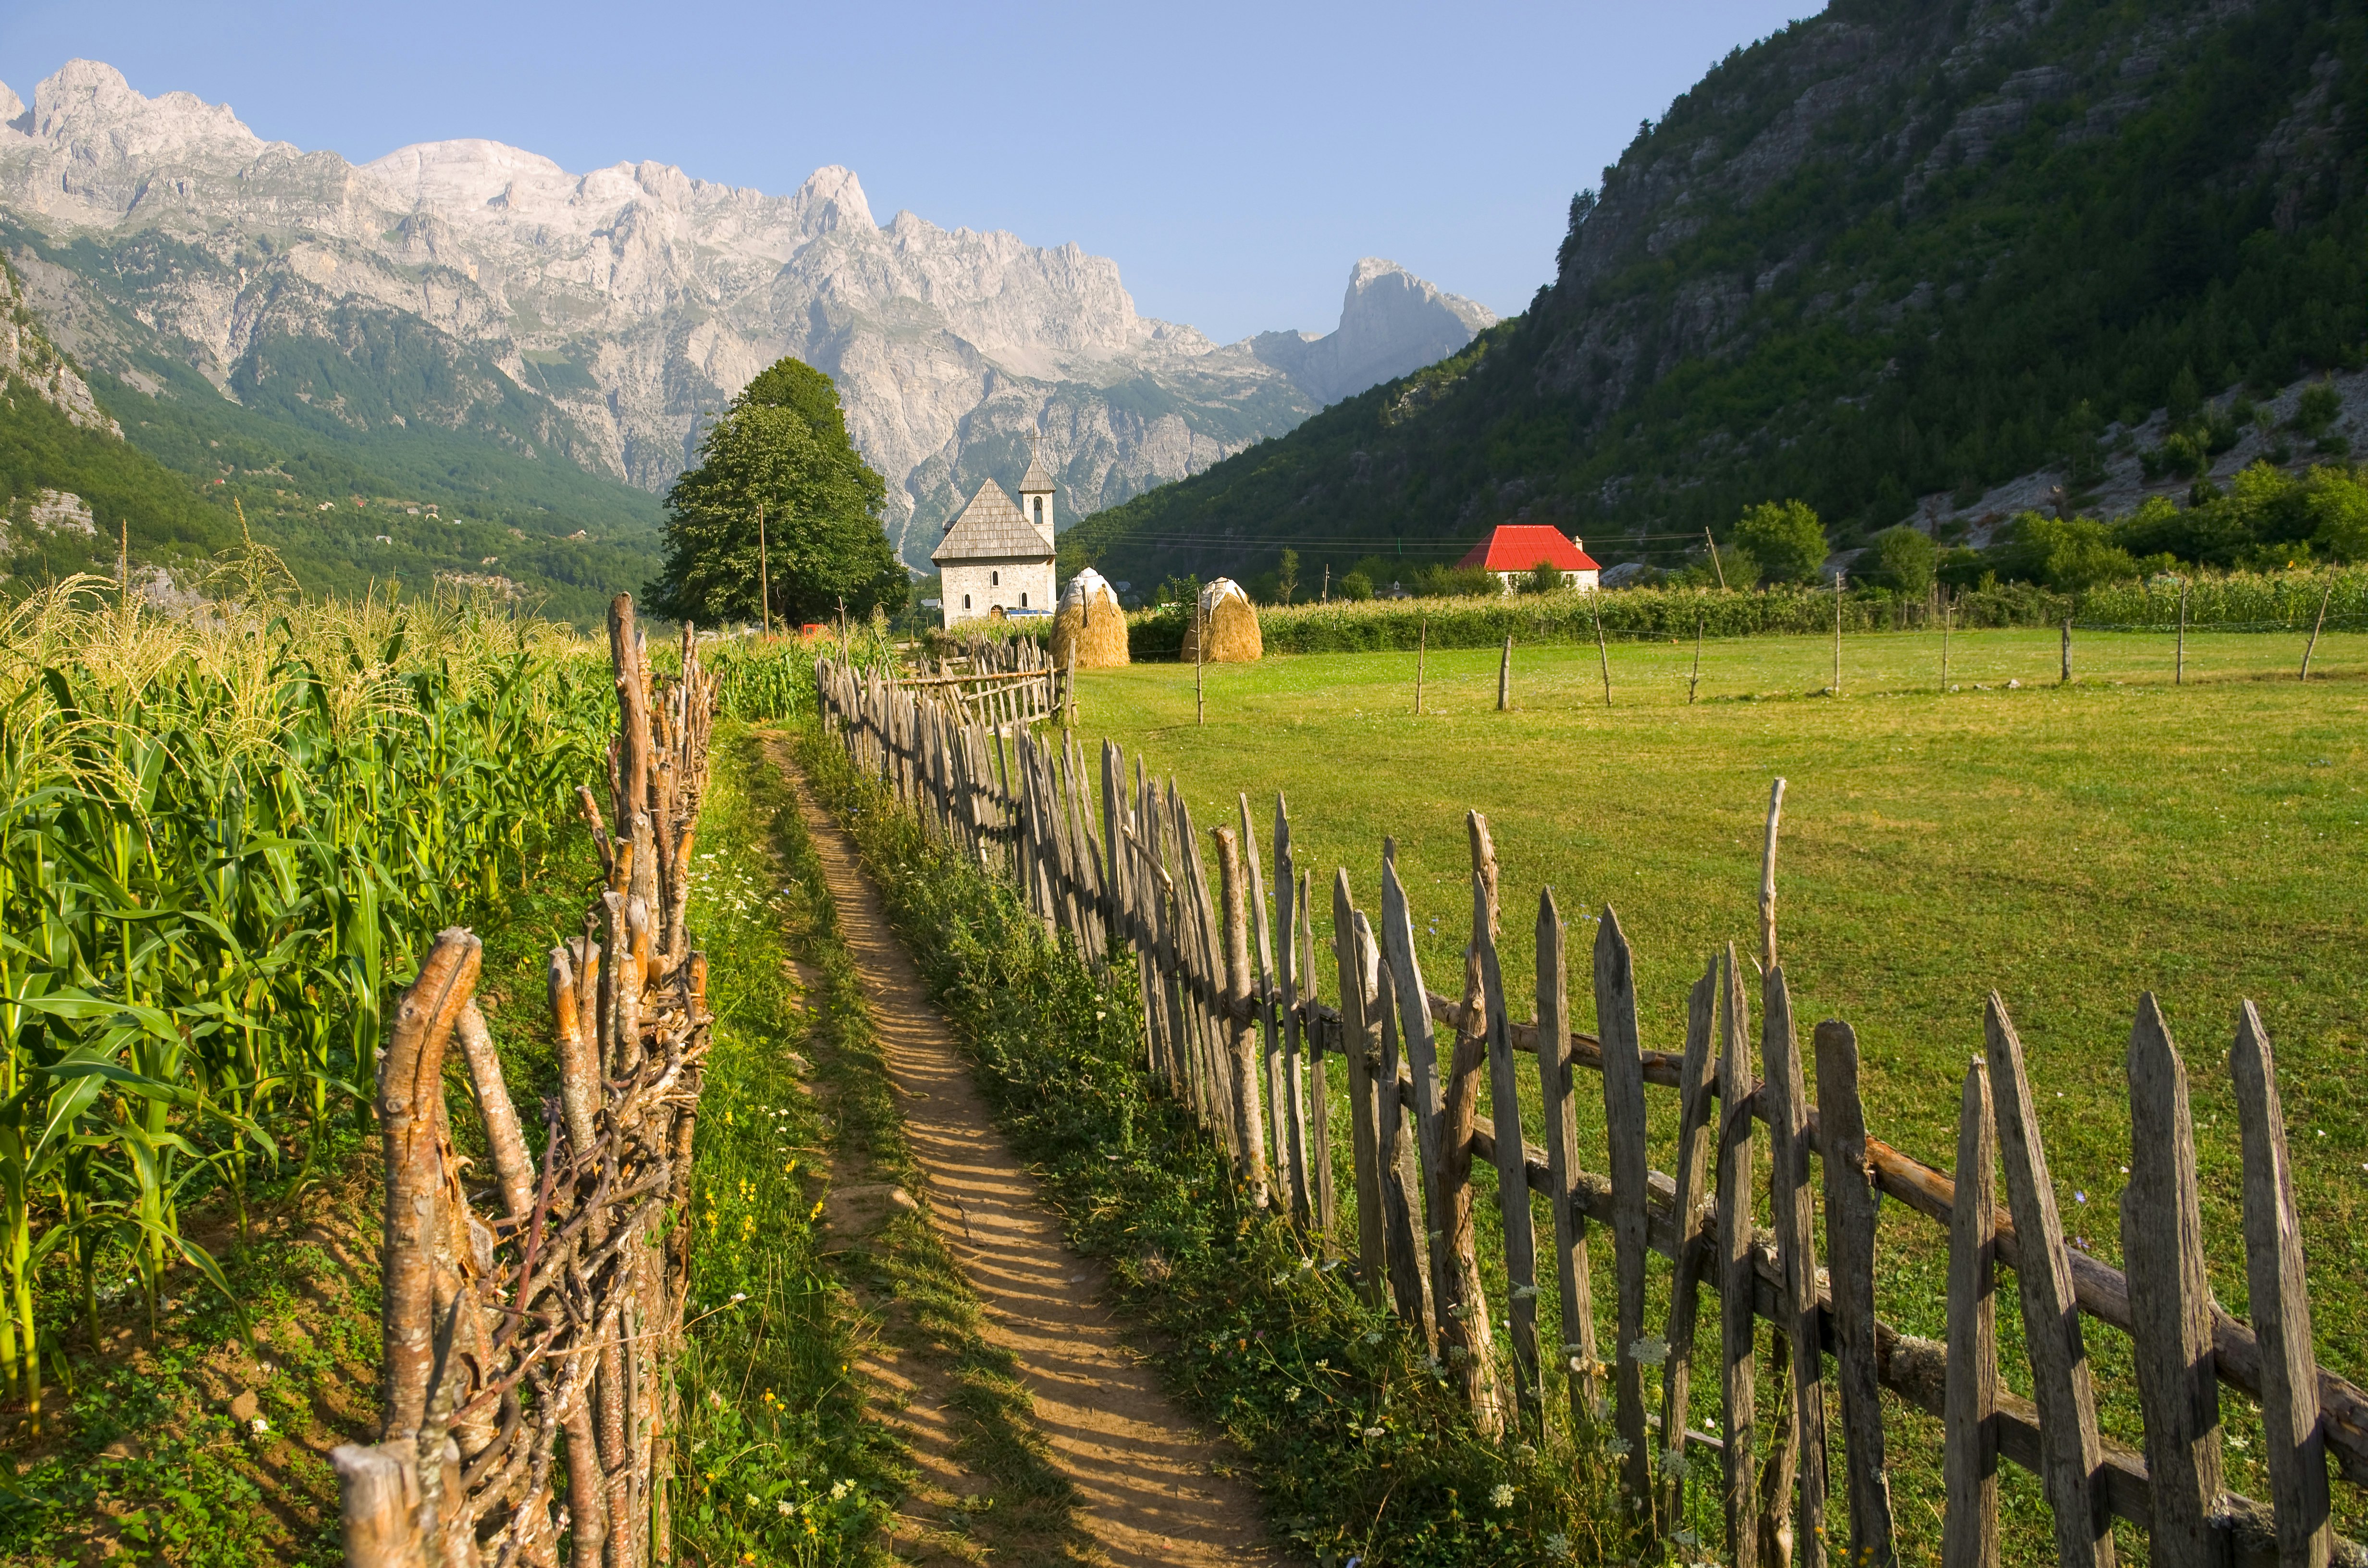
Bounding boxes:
1033 497 1043 526
990 570 999 586
1021 592 1028 608
962 594 971 610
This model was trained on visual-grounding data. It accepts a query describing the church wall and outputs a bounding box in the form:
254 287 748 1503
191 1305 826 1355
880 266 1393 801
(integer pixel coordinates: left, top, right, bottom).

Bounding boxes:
941 557 1057 628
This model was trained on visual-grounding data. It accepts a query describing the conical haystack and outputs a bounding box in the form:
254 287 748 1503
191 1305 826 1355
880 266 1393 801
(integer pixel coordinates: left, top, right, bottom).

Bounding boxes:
1051 568 1129 668
1179 577 1262 663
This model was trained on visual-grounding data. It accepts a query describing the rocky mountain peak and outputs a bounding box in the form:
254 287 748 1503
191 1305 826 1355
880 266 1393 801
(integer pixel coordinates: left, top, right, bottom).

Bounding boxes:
1250 257 1496 408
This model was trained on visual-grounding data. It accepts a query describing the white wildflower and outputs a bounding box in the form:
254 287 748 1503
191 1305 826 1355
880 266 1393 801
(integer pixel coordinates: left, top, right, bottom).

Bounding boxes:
829 1479 852 1500
1362 1425 1385 1439
1626 1335 1669 1367
250 1417 270 1436
1544 1533 1573 1559
1489 1482 1515 1508
1286 1387 1302 1402
777 1499 794 1516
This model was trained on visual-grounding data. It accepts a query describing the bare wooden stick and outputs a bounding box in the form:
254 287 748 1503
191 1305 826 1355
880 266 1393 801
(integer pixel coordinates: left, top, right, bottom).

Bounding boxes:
1814 1018 1892 1568
1335 871 1386 1308
1987 992 2116 1568
456 1001 535 1226
2303 585 2331 680
1597 905 1653 1509
2232 1001 2332 1568
1941 1058 1998 1568
1760 778 1785 971
2121 993 2224 1568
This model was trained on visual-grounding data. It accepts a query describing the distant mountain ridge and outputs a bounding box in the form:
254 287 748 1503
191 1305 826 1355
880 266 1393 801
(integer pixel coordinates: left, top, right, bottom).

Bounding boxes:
0 61 1492 569
1064 0 2368 586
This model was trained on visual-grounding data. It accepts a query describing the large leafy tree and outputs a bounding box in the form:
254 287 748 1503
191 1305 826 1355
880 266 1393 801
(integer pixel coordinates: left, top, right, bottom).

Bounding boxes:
648 359 907 624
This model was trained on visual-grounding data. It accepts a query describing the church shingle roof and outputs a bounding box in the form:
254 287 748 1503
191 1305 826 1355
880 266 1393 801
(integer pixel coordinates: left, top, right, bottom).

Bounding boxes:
931 479 1052 564
1019 449 1055 494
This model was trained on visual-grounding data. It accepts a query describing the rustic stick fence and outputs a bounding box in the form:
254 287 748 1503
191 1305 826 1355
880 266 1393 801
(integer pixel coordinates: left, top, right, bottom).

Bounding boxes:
817 653 2368 1568
334 595 720 1567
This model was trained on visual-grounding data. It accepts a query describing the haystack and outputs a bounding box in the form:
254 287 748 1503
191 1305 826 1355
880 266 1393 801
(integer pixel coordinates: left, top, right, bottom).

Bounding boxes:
1051 568 1130 668
1179 576 1262 663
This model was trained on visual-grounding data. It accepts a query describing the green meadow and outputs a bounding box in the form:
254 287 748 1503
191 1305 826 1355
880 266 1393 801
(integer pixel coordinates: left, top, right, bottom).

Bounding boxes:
1069 625 2368 1561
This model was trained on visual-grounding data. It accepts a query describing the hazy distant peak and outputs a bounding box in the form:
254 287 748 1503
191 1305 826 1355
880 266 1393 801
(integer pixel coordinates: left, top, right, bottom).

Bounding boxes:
30 59 262 160
1249 257 1496 407
0 82 26 134
793 165 875 232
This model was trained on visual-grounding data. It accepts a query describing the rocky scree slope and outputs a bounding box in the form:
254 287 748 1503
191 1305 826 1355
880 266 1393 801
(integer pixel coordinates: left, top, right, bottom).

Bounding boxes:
0 63 1489 569
1064 0 2368 584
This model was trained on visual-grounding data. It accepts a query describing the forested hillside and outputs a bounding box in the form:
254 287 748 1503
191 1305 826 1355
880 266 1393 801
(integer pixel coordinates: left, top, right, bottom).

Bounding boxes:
1062 0 2368 586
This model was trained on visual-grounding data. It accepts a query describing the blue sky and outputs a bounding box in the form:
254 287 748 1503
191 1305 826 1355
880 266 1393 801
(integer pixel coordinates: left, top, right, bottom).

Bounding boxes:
1 0 1813 343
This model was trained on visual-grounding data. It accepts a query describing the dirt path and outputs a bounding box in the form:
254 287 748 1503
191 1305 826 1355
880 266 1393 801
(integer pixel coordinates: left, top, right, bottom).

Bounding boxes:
779 752 1285 1568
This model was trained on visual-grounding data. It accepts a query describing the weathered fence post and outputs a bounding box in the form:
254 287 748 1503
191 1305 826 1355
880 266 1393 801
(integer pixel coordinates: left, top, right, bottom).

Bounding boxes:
1716 943 1760 1568
1213 825 1270 1208
1597 906 1653 1510
1942 1058 1999 1568
1536 889 1599 1430
1814 1019 1894 1568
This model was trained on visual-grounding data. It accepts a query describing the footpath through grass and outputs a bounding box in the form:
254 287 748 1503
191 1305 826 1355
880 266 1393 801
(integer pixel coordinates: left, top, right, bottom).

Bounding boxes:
1071 626 2368 1563
791 719 1633 1568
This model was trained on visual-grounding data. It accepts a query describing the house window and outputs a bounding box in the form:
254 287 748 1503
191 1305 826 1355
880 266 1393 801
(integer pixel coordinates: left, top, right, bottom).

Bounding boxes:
962 594 971 609
990 570 999 586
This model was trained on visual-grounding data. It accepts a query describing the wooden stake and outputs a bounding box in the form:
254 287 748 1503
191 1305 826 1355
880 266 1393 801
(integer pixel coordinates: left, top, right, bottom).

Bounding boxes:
1689 612 1703 704
1415 613 1427 714
1195 590 1206 728
1941 592 1951 690
1591 590 1612 707
2303 586 2331 680
1941 1059 1999 1568
2177 579 2187 685
1759 778 1785 972
1497 634 1512 711
2061 616 2073 685
1833 571 1844 695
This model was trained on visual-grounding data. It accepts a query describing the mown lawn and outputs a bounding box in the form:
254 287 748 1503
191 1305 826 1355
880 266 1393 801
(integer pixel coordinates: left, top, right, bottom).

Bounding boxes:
1067 625 2368 1562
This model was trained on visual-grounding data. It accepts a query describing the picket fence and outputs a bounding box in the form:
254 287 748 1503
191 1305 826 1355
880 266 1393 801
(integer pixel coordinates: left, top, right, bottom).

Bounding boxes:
336 596 720 1568
814 655 2366 1568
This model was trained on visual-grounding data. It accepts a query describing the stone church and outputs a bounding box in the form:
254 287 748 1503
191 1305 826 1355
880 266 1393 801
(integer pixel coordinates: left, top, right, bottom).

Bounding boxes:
931 450 1057 630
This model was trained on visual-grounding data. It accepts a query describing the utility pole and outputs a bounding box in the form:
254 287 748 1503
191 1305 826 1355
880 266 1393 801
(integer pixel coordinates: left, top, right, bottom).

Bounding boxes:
1195 589 1206 727
756 501 771 638
1704 527 1727 590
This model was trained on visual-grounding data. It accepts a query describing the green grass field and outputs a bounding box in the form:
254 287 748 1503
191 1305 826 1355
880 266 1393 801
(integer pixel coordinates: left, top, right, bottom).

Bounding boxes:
1068 625 2368 1561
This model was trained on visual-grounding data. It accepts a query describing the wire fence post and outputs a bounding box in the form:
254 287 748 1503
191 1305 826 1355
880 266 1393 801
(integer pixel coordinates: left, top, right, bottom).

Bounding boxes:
2302 587 2330 681
1591 591 1613 708
1415 614 1427 715
2061 617 2072 685
1941 591 1952 691
2177 580 2187 686
1833 572 1844 696
1689 613 1704 705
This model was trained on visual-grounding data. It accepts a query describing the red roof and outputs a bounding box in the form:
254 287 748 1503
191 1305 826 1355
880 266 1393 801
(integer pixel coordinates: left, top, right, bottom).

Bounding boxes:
1456 525 1599 573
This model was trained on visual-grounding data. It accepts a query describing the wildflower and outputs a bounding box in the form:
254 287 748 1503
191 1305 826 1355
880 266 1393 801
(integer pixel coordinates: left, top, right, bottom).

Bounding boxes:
250 1417 270 1436
777 1499 794 1516
1626 1335 1669 1367
1510 1284 1538 1301
1489 1483 1515 1508
1286 1387 1302 1402
829 1479 852 1500
746 1494 760 1507
1362 1425 1385 1439
1662 1446 1690 1481
1363 1330 1383 1345
1603 1437 1632 1460
1544 1533 1573 1559
731 1292 748 1303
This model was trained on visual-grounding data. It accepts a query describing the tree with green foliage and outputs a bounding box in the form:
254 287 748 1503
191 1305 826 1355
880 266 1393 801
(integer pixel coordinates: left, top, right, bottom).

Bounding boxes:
1337 570 1375 601
1734 500 1827 586
2002 513 2139 591
1275 547 1300 604
648 359 905 625
1520 559 1565 595
1867 526 1938 594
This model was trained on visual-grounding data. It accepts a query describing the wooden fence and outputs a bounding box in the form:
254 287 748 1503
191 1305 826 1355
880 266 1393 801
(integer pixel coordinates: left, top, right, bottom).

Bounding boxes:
816 655 2368 1568
334 596 719 1567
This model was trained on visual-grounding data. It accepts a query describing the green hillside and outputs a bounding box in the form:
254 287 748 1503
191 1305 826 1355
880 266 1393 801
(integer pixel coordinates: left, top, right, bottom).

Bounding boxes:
1063 0 2368 586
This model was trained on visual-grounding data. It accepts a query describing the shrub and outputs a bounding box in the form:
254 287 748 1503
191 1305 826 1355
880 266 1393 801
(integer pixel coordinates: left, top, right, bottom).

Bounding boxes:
2295 379 2343 438
1867 526 1937 594
1337 570 1375 601
1411 563 1501 597
1519 559 1564 595
2004 511 2138 591
1734 499 1828 585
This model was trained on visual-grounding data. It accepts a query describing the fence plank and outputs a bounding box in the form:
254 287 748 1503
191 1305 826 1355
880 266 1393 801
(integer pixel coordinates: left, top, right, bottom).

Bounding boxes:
1764 967 1827 1568
1305 870 1336 1250
2122 993 2224 1568
1536 889 1599 1431
1277 799 1311 1226
1661 954 1719 1525
1214 826 1271 1207
1480 915 1542 1426
1596 905 1655 1509
1381 848 1459 1383
1943 1058 2000 1568
1814 1018 1893 1568
1240 794 1287 1196
1439 818 1503 1435
1987 992 2117 1568
2232 1001 2332 1568
1375 933 1435 1346
1335 871 1387 1309
1717 943 1761 1568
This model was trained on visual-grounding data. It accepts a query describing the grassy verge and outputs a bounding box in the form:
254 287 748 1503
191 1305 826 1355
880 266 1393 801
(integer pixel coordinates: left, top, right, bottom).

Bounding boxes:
790 721 1632 1568
1073 631 2368 1560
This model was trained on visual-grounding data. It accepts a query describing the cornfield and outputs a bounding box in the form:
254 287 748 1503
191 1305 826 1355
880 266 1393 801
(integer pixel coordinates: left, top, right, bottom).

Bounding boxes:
0 571 615 1428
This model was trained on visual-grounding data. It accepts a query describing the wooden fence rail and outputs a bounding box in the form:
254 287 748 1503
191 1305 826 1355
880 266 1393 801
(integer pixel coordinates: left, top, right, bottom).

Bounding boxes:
815 656 2367 1568
334 597 720 1567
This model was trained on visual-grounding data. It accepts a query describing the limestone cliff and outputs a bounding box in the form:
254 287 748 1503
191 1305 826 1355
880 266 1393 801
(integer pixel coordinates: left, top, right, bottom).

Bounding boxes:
0 61 1487 567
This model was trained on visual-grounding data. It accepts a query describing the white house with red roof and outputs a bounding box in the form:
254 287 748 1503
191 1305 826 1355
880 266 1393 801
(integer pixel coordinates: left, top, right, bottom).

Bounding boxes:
1456 524 1600 593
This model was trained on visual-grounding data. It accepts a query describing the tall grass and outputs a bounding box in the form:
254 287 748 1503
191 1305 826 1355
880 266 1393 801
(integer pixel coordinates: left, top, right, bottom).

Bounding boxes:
0 571 614 1427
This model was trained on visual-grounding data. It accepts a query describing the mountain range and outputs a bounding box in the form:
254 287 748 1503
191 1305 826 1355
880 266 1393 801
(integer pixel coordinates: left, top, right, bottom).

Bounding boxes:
1064 0 2368 587
0 60 1492 594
